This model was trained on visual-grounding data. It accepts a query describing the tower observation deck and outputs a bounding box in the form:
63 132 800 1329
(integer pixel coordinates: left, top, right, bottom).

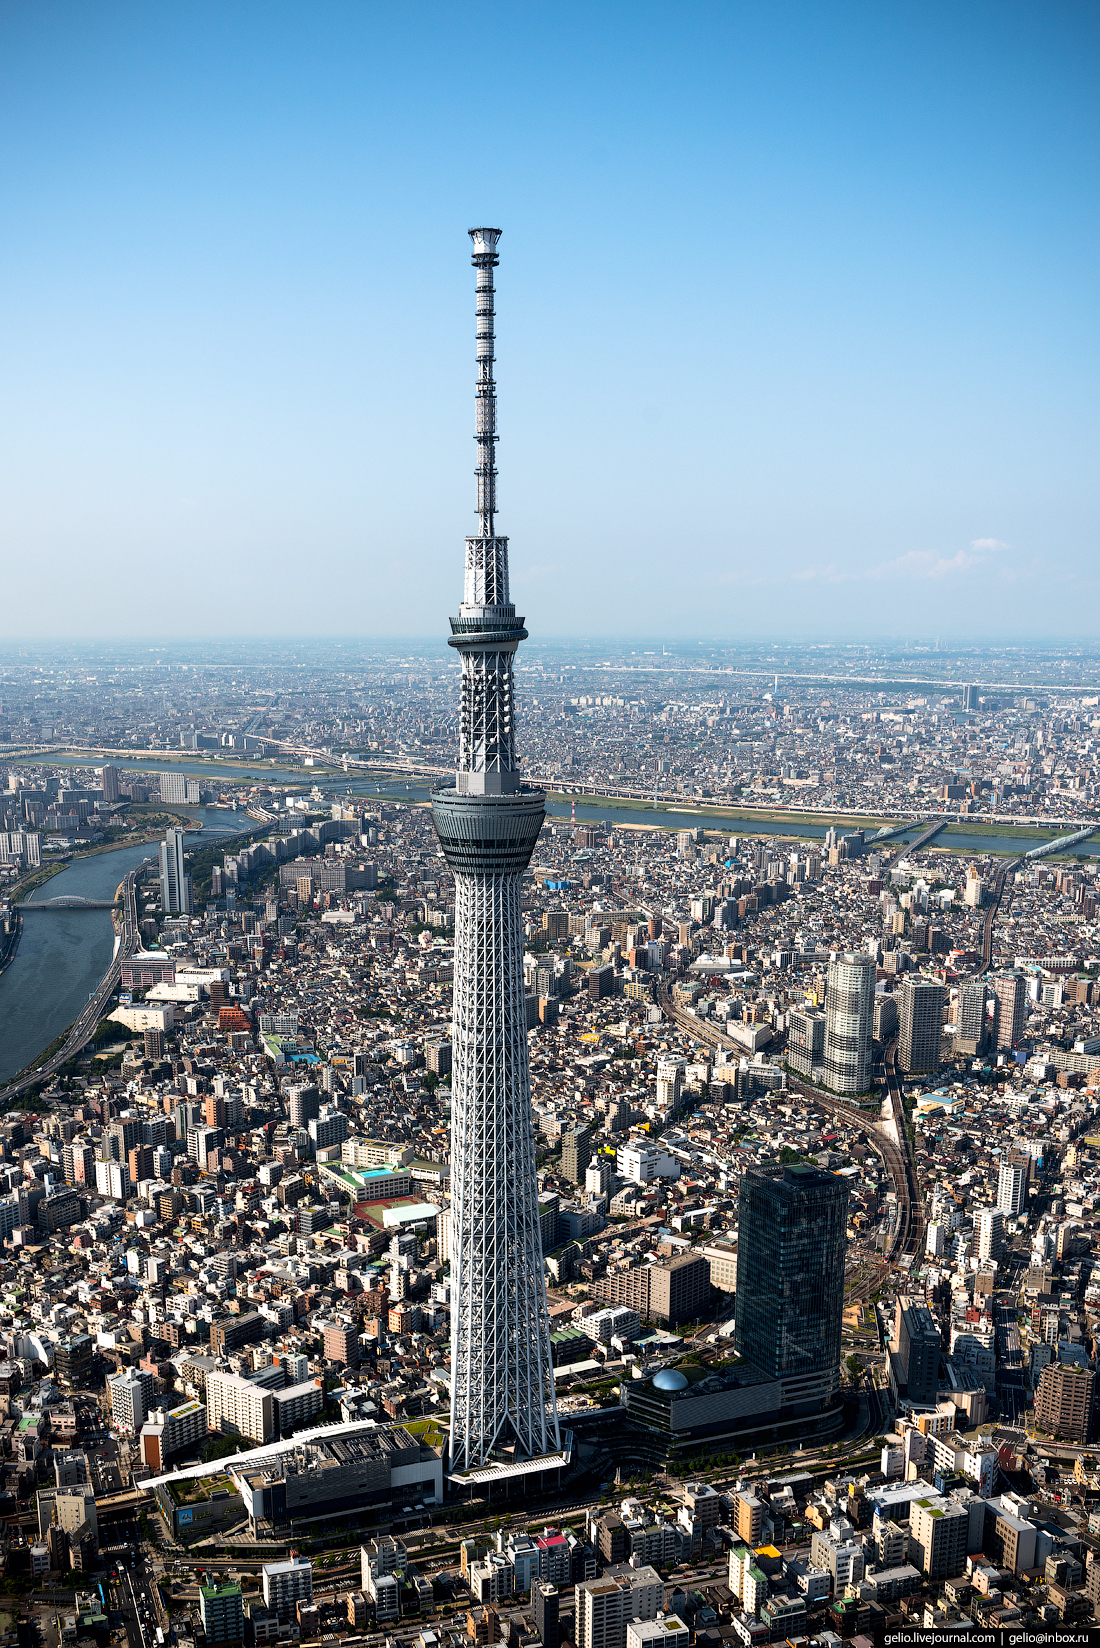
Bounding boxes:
430 229 560 1472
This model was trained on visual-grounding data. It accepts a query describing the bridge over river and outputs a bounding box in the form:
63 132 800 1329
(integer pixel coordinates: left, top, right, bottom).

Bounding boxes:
21 896 118 910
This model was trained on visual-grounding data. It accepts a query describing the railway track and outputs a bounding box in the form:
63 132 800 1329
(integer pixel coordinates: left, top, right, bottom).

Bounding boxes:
972 858 1019 977
657 991 924 1301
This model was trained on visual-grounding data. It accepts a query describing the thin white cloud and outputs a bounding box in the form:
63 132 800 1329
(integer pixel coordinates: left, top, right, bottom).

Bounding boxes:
720 561 853 588
870 538 1012 581
721 538 1014 591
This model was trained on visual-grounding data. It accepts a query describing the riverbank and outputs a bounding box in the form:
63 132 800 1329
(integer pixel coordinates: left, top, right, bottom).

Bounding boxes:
12 755 1098 863
939 820 1066 841
544 790 898 829
10 831 166 906
0 911 21 980
7 863 66 904
18 750 1099 837
2 804 243 907
388 790 1095 859
543 789 1088 843
0 816 250 1087
21 746 355 782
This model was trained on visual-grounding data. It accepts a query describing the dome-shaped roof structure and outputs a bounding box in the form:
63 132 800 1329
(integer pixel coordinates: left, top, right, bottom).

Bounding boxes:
652 1367 688 1391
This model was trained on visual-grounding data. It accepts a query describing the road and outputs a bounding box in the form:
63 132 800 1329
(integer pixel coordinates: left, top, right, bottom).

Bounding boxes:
993 1295 1030 1426
0 866 143 1102
110 1549 165 1648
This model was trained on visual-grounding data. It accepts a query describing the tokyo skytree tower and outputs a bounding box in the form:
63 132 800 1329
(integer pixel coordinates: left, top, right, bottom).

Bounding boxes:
431 229 561 1472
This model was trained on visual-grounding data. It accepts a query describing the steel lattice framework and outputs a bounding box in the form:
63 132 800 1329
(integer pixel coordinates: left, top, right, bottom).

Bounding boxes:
431 228 560 1472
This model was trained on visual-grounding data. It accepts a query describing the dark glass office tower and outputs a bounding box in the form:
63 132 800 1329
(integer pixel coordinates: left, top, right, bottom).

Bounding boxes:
735 1164 849 1413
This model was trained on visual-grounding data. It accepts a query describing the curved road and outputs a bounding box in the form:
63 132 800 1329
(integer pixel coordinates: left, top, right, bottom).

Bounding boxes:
0 867 143 1102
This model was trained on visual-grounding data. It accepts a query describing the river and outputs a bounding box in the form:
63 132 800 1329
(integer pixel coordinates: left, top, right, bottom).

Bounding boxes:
350 786 1100 860
23 755 1100 857
0 808 247 1085
1 780 1091 1085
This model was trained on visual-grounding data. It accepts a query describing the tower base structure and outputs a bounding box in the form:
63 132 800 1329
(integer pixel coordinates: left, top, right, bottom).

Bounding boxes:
431 787 561 1473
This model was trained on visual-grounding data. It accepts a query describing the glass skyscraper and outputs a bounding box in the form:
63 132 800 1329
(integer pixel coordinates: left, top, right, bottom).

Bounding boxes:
735 1163 849 1413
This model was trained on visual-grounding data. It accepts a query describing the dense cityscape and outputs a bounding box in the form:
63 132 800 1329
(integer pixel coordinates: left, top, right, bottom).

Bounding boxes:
1 638 1100 827
0 632 1096 1645
5 0 1097 1643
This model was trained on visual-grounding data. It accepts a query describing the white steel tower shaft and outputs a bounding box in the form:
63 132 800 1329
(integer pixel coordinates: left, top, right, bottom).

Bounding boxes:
431 228 560 1473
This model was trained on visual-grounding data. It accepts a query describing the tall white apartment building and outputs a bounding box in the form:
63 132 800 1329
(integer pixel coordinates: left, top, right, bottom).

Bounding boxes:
997 1162 1027 1217
824 952 876 1094
160 773 200 806
575 1581 628 1648
574 1569 663 1648
95 1159 131 1202
109 1368 157 1434
159 826 192 915
205 1370 275 1444
978 1208 1005 1263
910 1496 968 1579
262 1557 312 1618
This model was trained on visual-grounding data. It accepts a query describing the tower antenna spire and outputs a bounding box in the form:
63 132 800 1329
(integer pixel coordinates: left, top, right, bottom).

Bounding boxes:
471 226 500 542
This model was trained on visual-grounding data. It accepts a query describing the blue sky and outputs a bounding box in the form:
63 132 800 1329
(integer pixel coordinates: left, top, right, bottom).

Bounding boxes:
1 2 1097 640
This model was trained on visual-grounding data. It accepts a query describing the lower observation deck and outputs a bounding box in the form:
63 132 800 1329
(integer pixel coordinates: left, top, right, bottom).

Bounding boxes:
431 785 545 875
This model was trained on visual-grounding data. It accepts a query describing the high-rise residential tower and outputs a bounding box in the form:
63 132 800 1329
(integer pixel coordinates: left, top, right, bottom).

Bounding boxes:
159 827 192 915
824 951 876 1094
992 972 1027 1051
897 977 944 1075
430 228 559 1472
735 1164 849 1413
956 980 988 1053
997 1160 1027 1216
890 1297 941 1406
977 1207 1004 1263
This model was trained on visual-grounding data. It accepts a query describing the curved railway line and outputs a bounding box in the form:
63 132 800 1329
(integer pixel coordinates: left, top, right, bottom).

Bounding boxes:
657 989 924 1302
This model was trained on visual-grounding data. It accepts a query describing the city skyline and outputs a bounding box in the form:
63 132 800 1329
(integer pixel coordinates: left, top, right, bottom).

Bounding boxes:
2 2 1097 641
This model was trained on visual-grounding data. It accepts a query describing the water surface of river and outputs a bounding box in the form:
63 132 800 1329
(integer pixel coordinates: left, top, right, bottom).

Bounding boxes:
0 809 247 1084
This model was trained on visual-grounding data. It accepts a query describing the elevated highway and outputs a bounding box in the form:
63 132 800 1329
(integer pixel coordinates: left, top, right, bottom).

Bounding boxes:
972 857 1020 977
96 1487 149 1521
